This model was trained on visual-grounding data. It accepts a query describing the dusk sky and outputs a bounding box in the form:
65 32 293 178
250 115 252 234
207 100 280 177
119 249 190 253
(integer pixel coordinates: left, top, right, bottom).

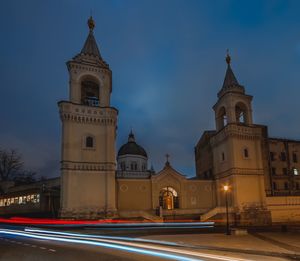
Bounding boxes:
0 0 300 178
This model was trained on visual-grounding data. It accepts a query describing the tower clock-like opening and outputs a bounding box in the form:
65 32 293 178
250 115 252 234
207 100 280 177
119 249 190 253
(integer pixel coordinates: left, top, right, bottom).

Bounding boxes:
81 80 99 106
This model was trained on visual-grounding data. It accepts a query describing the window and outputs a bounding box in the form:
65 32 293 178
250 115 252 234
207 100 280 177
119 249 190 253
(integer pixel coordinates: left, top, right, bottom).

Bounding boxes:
85 136 94 148
120 162 126 171
273 182 277 190
0 193 40 208
293 168 299 176
243 148 249 158
293 153 298 163
284 182 289 190
282 168 288 175
281 152 286 161
270 152 275 161
221 152 225 161
272 167 276 175
296 183 300 190
130 162 137 171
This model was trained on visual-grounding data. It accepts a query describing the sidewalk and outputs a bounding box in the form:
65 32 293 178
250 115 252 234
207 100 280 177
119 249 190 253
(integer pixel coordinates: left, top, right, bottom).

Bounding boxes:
139 232 300 258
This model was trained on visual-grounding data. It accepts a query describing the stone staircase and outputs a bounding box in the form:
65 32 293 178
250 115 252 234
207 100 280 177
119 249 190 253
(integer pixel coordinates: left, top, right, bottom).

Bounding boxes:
200 206 234 221
118 210 163 222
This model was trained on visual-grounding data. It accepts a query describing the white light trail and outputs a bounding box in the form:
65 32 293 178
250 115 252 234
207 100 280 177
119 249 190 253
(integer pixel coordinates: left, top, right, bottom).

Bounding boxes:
0 228 252 261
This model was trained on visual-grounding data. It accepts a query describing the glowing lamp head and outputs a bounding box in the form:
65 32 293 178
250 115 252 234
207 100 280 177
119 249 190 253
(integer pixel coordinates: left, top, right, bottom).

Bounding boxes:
223 185 229 192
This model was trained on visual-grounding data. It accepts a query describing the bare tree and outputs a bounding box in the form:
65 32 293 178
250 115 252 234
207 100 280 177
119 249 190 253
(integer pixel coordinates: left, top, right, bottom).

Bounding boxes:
0 149 24 181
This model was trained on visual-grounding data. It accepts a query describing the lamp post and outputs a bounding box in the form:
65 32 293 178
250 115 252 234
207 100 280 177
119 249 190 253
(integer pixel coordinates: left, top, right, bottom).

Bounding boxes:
223 185 230 235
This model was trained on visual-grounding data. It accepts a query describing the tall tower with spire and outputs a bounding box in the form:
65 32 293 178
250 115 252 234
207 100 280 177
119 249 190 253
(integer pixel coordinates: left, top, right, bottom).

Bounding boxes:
58 17 118 219
210 52 271 225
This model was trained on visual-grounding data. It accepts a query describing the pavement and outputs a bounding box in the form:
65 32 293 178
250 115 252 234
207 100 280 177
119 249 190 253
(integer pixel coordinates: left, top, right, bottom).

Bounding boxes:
139 231 300 260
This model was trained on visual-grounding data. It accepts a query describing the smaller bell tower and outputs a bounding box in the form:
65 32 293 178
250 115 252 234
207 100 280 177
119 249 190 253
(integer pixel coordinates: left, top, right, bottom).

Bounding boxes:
211 52 271 225
58 17 118 219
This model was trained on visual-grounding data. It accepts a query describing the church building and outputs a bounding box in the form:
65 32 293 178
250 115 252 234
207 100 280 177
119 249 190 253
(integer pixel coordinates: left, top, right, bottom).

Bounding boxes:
1 17 299 225
55 17 300 224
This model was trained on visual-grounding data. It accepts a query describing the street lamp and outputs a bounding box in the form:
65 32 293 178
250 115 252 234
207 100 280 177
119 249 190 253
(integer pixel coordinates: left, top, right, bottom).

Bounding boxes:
223 185 230 235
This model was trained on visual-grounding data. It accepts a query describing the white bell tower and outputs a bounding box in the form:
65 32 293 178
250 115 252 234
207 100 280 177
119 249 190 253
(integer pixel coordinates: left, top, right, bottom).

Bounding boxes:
58 17 118 219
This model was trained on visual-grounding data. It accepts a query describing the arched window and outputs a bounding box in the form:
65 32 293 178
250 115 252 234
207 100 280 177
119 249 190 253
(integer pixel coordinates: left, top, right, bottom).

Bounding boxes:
221 152 225 161
243 148 249 158
120 162 126 171
81 80 99 106
217 107 227 130
85 136 94 148
235 102 248 124
159 187 179 210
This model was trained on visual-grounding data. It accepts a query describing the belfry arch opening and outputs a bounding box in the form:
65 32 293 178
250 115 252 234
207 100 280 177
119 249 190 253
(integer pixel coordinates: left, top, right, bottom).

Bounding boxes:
235 102 249 124
217 106 227 130
159 187 179 210
81 78 100 106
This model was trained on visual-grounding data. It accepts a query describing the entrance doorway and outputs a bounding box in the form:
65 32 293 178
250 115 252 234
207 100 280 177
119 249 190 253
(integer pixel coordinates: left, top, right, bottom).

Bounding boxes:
159 187 179 210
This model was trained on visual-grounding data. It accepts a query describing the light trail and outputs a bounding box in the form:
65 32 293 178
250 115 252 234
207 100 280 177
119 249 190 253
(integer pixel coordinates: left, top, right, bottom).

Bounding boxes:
0 228 252 261
0 228 199 261
0 216 215 227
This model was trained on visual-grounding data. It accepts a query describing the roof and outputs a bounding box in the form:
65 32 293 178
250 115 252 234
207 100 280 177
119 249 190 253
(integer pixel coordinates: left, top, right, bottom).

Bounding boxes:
81 31 101 57
118 132 148 158
222 64 239 89
217 53 245 98
70 16 110 69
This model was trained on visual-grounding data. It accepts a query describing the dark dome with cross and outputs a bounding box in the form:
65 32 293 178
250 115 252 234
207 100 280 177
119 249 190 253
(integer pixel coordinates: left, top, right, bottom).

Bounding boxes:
118 131 148 158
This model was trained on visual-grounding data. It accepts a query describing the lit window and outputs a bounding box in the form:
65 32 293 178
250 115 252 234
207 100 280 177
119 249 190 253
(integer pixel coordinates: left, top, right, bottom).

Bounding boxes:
294 168 299 176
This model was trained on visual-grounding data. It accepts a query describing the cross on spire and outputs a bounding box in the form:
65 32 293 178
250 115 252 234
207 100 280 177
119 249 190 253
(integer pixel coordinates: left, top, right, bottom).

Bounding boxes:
165 153 170 162
226 49 231 65
165 153 170 166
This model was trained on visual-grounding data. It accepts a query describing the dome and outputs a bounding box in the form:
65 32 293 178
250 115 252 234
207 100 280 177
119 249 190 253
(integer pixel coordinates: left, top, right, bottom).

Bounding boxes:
118 132 148 158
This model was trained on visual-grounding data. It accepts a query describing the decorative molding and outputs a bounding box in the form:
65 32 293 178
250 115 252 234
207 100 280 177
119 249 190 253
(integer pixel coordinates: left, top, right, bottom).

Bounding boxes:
211 124 263 147
120 184 128 192
59 102 117 126
61 161 116 171
215 168 264 179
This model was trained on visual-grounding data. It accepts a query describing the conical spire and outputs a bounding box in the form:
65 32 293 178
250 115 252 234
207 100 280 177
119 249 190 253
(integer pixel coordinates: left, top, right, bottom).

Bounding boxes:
218 51 244 98
70 16 109 69
80 16 101 57
222 51 239 89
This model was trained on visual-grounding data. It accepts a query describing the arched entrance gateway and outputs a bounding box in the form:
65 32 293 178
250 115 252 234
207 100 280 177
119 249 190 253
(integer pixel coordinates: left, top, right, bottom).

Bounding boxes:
159 187 179 210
